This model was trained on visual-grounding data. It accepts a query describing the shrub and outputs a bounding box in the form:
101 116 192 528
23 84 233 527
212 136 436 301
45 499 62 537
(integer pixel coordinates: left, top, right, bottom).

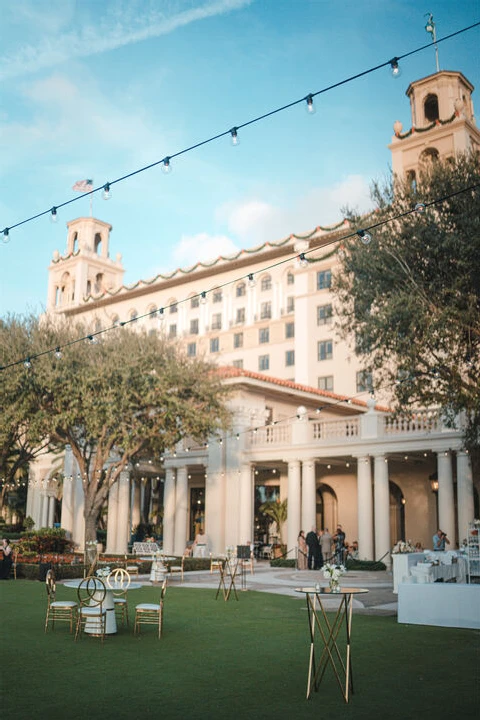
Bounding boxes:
346 558 386 571
270 558 296 568
18 528 75 555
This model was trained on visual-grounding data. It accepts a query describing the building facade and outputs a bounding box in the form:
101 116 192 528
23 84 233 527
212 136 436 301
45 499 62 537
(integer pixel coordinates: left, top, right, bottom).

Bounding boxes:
27 69 479 559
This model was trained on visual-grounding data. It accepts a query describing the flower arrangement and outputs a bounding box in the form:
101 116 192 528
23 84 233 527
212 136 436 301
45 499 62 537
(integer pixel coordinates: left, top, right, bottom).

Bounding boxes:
321 562 345 592
392 540 417 554
96 566 111 578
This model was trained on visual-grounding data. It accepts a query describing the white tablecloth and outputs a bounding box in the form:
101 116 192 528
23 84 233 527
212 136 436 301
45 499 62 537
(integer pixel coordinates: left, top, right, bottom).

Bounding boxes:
398 583 480 628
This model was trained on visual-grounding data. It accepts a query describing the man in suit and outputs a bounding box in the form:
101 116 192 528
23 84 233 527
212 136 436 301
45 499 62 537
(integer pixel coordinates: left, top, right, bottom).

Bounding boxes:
305 527 322 570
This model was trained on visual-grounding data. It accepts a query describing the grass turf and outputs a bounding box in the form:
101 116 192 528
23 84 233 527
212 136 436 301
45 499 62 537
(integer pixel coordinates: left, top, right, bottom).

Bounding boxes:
1 579 478 720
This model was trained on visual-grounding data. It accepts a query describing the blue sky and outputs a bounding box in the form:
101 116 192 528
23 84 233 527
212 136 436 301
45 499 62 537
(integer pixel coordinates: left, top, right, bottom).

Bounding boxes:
1 0 479 316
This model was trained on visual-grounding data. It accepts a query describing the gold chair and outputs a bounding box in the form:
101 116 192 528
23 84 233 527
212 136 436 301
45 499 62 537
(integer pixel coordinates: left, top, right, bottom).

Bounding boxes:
45 569 78 633
107 568 131 627
210 553 223 574
134 579 167 639
168 554 185 582
75 576 107 642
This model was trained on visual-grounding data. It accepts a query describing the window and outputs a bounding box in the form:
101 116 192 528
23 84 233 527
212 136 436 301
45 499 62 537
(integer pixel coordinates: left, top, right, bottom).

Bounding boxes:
286 296 295 313
356 370 373 393
317 303 333 325
260 301 272 319
233 332 243 349
406 169 417 192
317 270 332 290
259 327 270 344
213 289 223 303
236 282 246 297
169 324 177 338
236 307 245 324
147 305 157 319
130 310 138 323
211 313 222 330
94 233 102 255
191 296 200 308
287 271 294 285
317 340 333 361
190 319 199 335
424 93 439 122
259 354 270 371
187 342 196 357
210 337 219 353
285 350 295 366
261 275 272 291
318 376 334 391
112 315 120 327
170 302 178 314
232 359 244 369
285 322 294 339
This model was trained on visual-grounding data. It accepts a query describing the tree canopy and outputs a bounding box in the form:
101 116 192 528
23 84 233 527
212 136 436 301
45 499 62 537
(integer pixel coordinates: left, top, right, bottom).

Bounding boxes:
0 315 231 541
333 153 480 449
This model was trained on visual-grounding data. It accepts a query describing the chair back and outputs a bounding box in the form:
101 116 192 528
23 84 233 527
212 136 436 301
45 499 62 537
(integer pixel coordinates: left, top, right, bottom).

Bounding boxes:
77 576 106 608
45 569 56 602
107 568 131 595
160 578 168 602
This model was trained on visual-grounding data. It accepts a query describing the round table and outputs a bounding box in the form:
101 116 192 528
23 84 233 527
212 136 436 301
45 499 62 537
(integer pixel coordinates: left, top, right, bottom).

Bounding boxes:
295 586 368 702
64 578 143 634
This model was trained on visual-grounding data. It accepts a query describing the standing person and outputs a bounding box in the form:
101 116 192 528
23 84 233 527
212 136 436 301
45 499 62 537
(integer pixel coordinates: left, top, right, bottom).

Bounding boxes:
0 538 13 580
305 527 320 570
320 528 333 563
315 530 324 570
433 529 450 551
192 529 208 558
297 531 308 570
333 525 346 565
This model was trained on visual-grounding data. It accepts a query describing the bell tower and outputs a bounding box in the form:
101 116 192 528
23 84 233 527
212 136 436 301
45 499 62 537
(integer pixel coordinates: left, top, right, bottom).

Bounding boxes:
47 217 124 311
389 71 480 184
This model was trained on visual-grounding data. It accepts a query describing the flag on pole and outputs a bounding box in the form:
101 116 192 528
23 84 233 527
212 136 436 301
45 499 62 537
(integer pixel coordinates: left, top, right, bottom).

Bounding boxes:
72 179 94 192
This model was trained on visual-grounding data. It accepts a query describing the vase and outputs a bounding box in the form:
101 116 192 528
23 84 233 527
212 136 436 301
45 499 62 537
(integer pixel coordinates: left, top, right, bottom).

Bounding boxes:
329 578 340 593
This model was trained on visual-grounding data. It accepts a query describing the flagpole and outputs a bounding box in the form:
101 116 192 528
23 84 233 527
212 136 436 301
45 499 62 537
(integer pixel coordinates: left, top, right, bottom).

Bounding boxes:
425 13 440 73
90 190 93 218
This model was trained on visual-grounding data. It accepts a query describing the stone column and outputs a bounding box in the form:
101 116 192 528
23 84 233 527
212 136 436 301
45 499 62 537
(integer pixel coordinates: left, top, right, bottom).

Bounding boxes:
115 471 130 554
437 451 455 543
61 446 74 535
174 466 188 556
287 460 301 554
301 459 316 532
72 475 85 550
357 456 374 560
374 455 391 567
131 479 141 530
106 481 119 554
47 496 56 527
456 451 474 543
163 468 176 555
41 491 49 528
239 463 253 544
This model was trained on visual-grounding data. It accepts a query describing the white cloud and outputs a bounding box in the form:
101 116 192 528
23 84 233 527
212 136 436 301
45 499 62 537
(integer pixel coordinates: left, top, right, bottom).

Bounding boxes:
0 0 253 81
172 232 241 268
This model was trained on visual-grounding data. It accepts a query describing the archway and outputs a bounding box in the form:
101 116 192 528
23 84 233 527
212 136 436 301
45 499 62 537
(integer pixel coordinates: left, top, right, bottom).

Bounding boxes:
389 481 405 545
316 482 337 533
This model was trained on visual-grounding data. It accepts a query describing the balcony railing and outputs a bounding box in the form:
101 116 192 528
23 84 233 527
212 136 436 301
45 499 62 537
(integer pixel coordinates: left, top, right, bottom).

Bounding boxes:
249 425 291 446
312 418 360 440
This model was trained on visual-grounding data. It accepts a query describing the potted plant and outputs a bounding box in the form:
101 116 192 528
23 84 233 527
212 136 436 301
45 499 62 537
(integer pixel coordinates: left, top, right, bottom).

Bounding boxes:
259 499 288 557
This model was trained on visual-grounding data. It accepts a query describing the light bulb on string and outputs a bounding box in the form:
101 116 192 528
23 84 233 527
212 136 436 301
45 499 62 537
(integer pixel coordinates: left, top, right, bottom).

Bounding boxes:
248 273 256 287
2 228 10 243
200 291 207 304
161 157 172 174
102 183 112 200
87 335 98 345
305 93 315 114
158 308 165 323
414 202 426 213
297 252 309 268
50 207 58 223
357 229 372 245
54 347 62 359
230 127 240 146
24 357 32 369
390 58 401 78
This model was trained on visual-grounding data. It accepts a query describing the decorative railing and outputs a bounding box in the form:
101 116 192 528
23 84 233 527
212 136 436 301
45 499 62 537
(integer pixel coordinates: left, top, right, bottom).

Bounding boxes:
249 424 291 446
383 411 442 435
312 418 360 440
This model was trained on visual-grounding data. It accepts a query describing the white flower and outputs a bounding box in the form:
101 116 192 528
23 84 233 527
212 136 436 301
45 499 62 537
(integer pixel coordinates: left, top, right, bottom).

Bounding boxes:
321 562 345 580
96 566 111 578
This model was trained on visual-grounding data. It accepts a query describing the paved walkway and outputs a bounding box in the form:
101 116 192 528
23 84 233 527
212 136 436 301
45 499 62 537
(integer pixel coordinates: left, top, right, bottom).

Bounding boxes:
138 561 398 616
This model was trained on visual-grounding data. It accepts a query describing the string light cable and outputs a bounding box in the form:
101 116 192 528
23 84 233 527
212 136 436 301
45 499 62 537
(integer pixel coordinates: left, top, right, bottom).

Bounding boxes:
1 179 478 371
1 20 478 238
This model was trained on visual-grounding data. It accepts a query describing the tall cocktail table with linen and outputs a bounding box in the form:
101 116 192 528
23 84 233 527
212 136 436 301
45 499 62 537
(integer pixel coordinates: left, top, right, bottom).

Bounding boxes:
295 586 368 702
64 578 142 634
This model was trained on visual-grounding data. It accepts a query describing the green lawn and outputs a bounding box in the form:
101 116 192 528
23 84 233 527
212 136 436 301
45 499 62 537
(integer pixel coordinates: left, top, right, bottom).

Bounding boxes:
1 580 478 720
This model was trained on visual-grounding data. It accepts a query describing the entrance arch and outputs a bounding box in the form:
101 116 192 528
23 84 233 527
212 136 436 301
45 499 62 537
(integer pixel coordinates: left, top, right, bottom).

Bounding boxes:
316 483 337 532
389 481 405 545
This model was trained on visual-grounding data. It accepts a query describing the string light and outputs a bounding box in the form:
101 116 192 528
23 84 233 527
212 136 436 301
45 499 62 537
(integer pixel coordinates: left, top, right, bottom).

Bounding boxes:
390 57 401 78
2 228 9 243
357 229 372 245
200 291 207 304
1 23 477 238
305 93 315 114
102 183 112 200
54 347 62 359
230 127 239 146
24 357 32 369
414 202 426 213
298 252 309 268
1 181 478 372
50 207 58 223
87 335 98 345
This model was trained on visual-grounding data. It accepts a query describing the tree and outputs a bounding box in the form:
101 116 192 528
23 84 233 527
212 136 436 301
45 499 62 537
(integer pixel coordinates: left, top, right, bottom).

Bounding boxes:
259 499 288 543
333 153 480 449
0 315 231 545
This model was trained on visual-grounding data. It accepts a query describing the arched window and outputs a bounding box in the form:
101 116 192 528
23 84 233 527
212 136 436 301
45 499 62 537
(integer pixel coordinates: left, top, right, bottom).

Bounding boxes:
406 169 417 192
72 232 78 253
236 282 246 297
286 271 294 285
260 274 272 291
94 233 102 255
112 315 120 327
419 147 439 169
147 305 157 320
86 280 92 295
130 310 138 323
424 94 439 123
94 273 103 294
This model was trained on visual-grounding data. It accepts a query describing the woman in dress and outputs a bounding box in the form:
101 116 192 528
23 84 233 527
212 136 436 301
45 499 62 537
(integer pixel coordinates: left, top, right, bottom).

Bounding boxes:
0 538 13 579
297 531 308 570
